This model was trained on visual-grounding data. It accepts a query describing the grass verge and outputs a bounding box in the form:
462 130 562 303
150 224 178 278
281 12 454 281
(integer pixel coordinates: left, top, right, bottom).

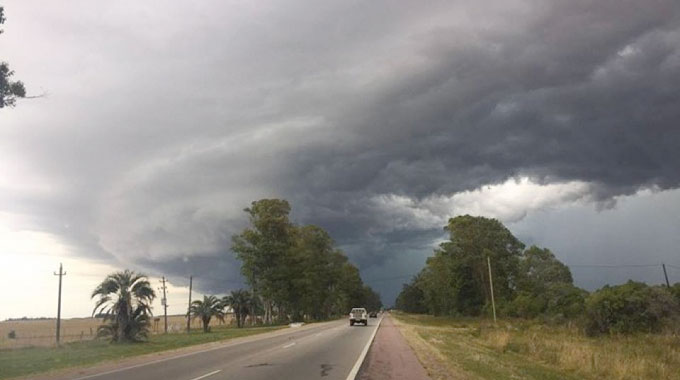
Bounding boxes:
0 325 283 380
391 312 680 380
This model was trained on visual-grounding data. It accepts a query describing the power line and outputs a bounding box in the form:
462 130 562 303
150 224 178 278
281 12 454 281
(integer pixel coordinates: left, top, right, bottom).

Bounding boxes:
567 264 659 268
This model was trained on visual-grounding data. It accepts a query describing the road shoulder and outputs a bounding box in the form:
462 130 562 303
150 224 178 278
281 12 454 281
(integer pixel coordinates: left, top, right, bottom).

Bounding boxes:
357 315 431 380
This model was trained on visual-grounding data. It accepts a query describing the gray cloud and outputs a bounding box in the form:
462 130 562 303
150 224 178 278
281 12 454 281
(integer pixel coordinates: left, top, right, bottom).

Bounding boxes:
1 0 679 303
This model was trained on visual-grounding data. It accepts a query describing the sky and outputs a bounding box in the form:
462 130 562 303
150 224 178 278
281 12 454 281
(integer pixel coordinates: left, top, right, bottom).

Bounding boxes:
1 0 679 320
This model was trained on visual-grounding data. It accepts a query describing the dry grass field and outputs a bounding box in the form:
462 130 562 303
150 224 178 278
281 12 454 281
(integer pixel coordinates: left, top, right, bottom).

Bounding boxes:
392 312 680 380
0 314 236 348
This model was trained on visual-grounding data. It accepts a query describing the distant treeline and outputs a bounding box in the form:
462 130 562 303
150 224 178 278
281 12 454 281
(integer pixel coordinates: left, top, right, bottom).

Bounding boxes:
396 215 680 335
3 317 51 322
232 199 382 323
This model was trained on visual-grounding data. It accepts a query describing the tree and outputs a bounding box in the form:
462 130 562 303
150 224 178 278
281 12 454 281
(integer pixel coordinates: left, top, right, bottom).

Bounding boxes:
232 199 376 322
189 295 225 333
395 277 427 313
224 289 252 328
416 215 524 316
517 246 573 294
505 245 585 319
0 6 26 109
232 199 295 323
91 270 156 343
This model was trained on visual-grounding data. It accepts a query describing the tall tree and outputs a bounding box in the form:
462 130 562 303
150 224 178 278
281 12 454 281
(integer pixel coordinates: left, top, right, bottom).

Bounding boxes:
517 245 573 294
232 199 295 323
0 6 26 109
91 270 156 342
416 215 525 316
395 276 427 313
189 295 225 333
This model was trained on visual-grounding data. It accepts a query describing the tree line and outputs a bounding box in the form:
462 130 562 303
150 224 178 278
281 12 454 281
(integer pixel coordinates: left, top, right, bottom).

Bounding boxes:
90 198 382 342
232 199 382 323
396 215 680 335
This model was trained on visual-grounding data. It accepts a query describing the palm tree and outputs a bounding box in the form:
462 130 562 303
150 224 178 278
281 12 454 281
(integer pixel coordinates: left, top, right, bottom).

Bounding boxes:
91 270 156 343
224 289 251 328
189 295 225 333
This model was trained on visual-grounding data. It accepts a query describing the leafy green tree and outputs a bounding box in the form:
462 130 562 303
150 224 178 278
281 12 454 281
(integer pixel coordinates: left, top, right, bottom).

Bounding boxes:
504 245 585 319
294 225 336 319
417 215 524 316
232 199 377 322
91 270 156 342
189 295 225 333
0 6 26 109
517 246 573 294
232 199 295 323
395 278 427 313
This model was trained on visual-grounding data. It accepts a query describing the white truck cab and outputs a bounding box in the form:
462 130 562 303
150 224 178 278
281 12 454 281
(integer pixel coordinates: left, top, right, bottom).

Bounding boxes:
349 307 368 326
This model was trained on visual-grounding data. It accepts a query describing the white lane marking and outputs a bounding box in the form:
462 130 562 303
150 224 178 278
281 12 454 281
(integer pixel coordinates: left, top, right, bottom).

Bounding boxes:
282 342 296 349
70 320 344 380
345 317 383 380
188 370 221 380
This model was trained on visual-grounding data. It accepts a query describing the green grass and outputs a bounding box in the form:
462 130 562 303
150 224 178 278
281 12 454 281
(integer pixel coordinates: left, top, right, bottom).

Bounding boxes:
0 325 283 380
392 312 680 380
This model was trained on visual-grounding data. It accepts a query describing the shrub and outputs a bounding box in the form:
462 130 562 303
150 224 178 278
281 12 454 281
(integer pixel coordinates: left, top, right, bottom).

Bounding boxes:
504 284 586 320
669 283 680 304
545 283 587 319
505 291 546 318
584 281 680 336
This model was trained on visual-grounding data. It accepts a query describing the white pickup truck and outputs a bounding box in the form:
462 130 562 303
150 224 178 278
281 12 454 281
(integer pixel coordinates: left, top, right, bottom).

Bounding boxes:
349 307 368 326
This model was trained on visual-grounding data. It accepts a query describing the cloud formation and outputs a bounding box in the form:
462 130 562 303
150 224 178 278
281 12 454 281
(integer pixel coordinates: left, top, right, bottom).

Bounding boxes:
1 0 679 301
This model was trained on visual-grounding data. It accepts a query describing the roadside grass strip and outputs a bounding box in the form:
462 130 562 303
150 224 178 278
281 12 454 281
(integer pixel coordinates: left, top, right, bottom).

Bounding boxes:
392 312 680 380
0 325 283 380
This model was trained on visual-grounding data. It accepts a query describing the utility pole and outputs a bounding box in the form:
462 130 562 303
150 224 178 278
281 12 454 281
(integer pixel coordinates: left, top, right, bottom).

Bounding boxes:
487 256 497 324
160 277 168 334
186 275 193 333
54 263 66 345
662 263 671 287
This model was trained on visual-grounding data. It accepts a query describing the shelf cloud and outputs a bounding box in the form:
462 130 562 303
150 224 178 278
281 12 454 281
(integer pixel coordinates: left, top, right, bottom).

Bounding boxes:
1 0 679 303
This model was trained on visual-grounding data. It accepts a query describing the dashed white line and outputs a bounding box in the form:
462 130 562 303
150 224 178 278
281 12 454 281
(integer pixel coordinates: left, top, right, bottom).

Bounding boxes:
282 342 296 349
188 369 221 380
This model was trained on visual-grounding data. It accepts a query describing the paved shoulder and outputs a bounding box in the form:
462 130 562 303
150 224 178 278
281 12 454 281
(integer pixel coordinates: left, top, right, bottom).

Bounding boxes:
357 315 430 380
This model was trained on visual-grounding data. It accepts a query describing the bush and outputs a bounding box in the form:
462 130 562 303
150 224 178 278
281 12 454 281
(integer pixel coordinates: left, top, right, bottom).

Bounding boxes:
584 281 680 336
505 291 546 318
545 283 587 319
669 283 680 304
504 284 586 320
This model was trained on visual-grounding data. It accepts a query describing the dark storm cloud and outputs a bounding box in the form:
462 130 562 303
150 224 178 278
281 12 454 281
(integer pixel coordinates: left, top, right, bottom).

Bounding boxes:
1 0 679 301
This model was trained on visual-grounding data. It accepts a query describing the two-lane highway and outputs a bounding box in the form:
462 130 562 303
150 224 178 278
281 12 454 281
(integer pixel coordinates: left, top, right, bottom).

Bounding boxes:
44 318 381 380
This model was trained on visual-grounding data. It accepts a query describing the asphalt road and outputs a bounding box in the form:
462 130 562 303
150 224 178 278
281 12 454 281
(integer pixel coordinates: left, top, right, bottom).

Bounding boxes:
58 318 381 380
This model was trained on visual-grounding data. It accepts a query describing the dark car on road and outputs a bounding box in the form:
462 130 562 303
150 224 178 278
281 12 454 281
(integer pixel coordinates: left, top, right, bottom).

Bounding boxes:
369 311 378 318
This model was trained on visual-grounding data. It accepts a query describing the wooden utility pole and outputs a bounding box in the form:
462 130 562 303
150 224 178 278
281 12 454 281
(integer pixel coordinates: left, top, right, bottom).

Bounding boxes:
186 276 193 333
161 277 168 333
662 263 671 287
54 263 66 345
487 256 497 324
